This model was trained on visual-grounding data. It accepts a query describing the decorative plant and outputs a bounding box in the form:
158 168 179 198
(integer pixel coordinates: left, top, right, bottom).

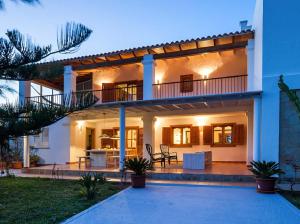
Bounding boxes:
249 161 284 179
79 173 106 200
125 157 151 176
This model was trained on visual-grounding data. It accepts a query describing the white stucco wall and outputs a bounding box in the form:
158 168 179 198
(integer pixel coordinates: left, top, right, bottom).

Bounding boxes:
32 117 71 164
253 0 300 162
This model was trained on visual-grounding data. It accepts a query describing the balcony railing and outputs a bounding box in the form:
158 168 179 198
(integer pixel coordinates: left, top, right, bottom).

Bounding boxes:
24 75 248 107
153 75 247 99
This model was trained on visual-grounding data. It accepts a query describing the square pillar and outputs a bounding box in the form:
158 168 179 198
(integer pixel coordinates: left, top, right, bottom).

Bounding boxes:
247 110 253 165
142 114 155 160
119 106 126 170
253 96 262 161
247 39 255 91
142 55 155 100
19 81 31 105
19 81 31 168
64 65 76 96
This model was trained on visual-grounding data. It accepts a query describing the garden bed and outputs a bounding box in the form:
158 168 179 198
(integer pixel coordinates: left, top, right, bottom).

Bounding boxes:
280 191 300 209
0 177 126 224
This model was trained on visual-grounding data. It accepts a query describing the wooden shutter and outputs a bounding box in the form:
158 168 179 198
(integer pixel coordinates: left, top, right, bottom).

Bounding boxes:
102 83 115 103
180 74 193 93
137 128 143 157
101 129 113 148
136 80 143 100
234 124 245 145
203 126 212 145
191 126 200 145
162 127 171 145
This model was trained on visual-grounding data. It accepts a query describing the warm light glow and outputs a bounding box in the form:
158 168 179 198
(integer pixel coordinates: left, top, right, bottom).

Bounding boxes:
155 72 164 84
154 117 161 128
195 116 207 126
77 120 85 132
198 66 217 79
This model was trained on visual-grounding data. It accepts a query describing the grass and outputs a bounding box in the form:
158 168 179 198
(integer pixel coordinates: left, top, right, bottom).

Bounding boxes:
0 177 126 224
280 191 300 209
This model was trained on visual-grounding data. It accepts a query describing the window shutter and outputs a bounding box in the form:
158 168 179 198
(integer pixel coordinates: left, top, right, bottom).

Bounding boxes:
235 124 245 145
101 129 113 148
137 128 143 157
180 74 193 93
162 127 171 145
136 80 143 100
191 126 200 145
102 83 115 103
203 126 212 145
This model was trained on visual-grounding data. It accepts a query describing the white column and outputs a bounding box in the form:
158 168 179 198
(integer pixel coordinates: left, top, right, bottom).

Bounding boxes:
64 65 76 96
247 39 255 91
19 81 31 105
142 54 155 100
142 114 155 161
247 110 253 165
119 106 126 170
19 81 31 168
253 96 261 161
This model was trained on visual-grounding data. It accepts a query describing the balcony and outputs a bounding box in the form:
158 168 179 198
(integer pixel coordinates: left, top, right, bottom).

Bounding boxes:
24 75 248 106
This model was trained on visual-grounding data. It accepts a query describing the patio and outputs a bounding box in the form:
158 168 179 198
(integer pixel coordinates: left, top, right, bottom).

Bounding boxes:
63 184 300 224
25 162 254 182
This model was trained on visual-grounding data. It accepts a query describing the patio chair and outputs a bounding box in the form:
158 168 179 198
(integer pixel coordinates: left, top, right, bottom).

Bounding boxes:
145 144 165 168
160 144 178 165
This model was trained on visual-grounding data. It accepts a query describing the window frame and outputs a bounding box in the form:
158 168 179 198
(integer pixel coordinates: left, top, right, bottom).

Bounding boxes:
170 125 192 147
211 123 236 147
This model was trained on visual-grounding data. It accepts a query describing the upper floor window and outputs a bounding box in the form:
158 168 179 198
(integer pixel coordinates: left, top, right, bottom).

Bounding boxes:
180 74 193 93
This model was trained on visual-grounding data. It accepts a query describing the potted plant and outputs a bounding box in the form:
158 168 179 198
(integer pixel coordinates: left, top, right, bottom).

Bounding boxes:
10 147 23 169
249 161 284 193
125 157 150 188
30 154 40 167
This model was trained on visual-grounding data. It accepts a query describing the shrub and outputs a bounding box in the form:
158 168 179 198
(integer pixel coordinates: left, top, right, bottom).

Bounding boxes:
79 172 106 200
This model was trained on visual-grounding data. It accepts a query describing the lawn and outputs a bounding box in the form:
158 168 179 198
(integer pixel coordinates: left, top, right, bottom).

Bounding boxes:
0 177 126 224
280 191 300 209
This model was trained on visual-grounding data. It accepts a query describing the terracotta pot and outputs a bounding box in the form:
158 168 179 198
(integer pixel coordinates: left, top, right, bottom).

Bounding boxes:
256 178 276 193
131 174 146 188
11 161 23 169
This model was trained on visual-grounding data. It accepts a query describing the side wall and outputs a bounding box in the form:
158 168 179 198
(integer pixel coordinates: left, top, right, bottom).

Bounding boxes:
33 117 71 164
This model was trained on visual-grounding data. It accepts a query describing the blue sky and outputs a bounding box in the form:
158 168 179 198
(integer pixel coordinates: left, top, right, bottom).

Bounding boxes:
0 0 256 102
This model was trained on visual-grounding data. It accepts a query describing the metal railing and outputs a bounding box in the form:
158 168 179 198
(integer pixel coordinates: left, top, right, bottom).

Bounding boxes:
153 75 248 99
23 75 248 107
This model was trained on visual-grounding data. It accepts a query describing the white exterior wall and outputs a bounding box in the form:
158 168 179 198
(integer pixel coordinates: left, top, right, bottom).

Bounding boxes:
33 117 71 164
253 0 300 162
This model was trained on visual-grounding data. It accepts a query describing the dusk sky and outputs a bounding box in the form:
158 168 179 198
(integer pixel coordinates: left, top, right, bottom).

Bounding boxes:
0 0 256 102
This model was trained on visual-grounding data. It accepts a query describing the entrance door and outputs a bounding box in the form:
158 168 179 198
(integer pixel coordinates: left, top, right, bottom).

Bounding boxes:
86 128 95 155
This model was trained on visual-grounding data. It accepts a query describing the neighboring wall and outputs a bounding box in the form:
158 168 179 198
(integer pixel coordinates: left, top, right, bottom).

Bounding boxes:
32 117 71 164
279 90 300 180
154 114 248 162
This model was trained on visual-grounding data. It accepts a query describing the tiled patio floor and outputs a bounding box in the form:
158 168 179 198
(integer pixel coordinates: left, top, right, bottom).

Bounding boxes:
63 184 300 224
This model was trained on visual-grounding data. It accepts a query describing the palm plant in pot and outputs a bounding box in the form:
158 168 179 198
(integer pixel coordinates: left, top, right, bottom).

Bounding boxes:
124 157 151 188
249 161 284 193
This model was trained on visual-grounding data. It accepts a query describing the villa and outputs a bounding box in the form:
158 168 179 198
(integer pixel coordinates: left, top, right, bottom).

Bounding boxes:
19 0 300 181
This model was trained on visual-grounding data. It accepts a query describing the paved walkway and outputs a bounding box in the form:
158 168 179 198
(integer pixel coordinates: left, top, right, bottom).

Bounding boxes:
63 184 300 224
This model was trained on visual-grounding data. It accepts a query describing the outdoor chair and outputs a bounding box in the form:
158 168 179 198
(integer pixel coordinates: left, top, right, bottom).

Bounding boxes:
160 144 178 165
145 144 165 168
